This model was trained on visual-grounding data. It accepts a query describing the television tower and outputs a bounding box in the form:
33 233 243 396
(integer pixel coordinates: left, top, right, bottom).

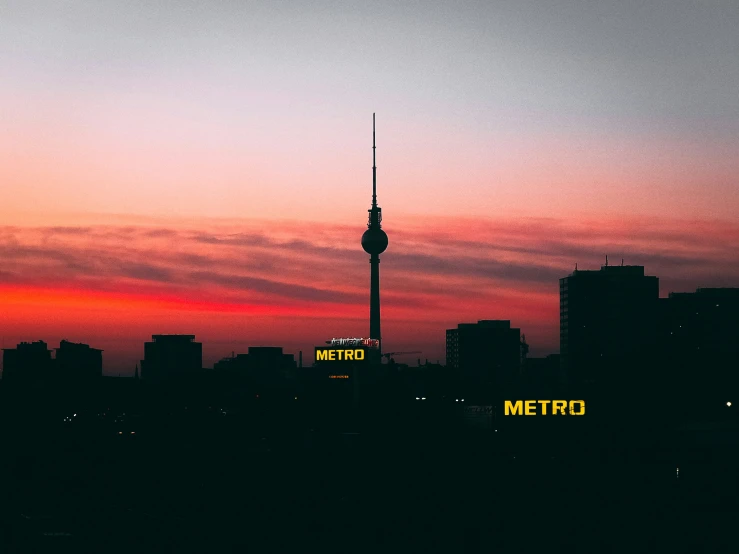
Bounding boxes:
361 113 388 360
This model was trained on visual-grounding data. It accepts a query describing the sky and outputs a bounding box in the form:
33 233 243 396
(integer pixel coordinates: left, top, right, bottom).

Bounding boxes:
1 1 738 374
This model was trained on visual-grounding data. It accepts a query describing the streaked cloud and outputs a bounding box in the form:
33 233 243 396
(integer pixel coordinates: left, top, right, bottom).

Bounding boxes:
2 213 737 303
1 214 737 373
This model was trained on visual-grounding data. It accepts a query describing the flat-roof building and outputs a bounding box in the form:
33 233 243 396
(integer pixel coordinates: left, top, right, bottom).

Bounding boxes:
141 334 202 381
446 320 521 402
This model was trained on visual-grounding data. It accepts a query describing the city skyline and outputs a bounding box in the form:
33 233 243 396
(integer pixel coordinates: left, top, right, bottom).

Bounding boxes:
2 1 738 374
2 214 739 374
2 3 738 551
2 258 738 376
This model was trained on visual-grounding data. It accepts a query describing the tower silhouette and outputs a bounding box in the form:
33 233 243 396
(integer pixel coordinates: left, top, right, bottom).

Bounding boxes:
361 113 388 359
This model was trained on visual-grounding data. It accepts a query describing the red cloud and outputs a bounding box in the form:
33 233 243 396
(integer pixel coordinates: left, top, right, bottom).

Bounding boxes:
1 214 737 373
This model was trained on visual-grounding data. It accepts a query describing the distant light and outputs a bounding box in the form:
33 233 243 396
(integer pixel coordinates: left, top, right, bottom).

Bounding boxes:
415 397 420 400
421 397 426 400
74 414 77 417
495 430 498 432
455 399 459 402
294 396 298 400
461 399 464 402
118 432 122 435
130 431 135 434
728 402 732 407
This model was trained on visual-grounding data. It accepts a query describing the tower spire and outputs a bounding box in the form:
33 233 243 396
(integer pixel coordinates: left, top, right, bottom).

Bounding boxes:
372 112 377 208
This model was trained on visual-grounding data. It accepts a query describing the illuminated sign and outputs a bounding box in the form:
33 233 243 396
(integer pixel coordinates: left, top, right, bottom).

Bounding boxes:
504 400 585 415
328 375 350 379
315 347 366 362
325 338 379 348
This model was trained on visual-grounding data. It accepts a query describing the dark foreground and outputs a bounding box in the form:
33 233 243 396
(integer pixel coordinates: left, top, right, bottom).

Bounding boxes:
1 417 737 554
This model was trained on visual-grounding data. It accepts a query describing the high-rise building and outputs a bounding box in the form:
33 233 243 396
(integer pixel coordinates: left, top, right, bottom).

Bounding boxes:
446 320 521 402
1 340 53 383
659 288 739 413
559 264 659 395
55 340 103 382
523 354 561 397
140 334 202 381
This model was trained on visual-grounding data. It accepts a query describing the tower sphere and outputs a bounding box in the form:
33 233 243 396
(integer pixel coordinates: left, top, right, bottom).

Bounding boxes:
362 227 388 254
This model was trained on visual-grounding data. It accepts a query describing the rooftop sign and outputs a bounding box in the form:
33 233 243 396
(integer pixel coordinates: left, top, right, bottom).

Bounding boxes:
325 338 379 348
315 347 367 362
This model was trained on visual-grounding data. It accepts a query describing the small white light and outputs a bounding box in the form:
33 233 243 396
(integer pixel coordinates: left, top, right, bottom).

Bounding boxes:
74 414 77 417
455 399 459 402
422 397 426 400
461 399 464 402
727 402 732 407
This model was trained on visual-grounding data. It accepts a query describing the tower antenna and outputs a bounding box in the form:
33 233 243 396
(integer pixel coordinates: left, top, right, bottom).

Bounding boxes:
372 113 377 208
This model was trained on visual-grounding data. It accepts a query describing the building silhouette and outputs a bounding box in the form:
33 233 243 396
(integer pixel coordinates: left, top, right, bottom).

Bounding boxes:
559 263 659 396
659 288 739 419
140 334 202 381
522 354 561 397
446 320 521 403
215 347 296 381
55 339 103 382
1 340 53 384
247 346 297 374
212 347 298 403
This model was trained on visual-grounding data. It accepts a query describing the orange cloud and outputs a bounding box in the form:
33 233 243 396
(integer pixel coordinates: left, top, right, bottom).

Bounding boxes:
1 214 737 373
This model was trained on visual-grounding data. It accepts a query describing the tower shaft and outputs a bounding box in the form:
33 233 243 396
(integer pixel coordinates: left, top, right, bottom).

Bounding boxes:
370 252 381 355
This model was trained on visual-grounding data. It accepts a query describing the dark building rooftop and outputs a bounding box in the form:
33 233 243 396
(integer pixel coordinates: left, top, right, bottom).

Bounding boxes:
567 264 646 277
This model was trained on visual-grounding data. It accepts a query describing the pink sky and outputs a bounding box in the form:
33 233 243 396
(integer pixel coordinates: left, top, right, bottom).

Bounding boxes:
1 2 737 373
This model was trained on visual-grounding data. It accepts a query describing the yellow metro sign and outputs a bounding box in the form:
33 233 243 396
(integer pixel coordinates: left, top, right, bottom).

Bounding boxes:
315 347 367 362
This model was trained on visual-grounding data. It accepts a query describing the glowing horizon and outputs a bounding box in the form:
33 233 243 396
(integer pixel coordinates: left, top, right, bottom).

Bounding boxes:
1 214 738 374
1 2 737 374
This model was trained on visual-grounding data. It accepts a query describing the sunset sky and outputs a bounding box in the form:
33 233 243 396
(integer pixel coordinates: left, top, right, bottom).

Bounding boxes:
1 1 738 374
